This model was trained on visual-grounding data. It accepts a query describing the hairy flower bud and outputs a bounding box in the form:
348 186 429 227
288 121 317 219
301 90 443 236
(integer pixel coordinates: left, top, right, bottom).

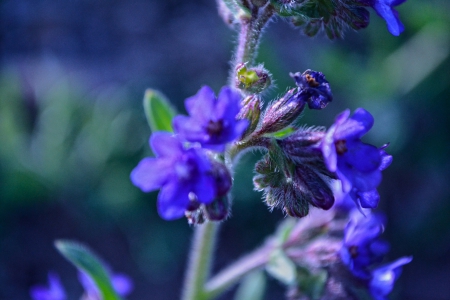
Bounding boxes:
235 63 272 94
237 95 261 138
211 161 232 197
259 88 306 134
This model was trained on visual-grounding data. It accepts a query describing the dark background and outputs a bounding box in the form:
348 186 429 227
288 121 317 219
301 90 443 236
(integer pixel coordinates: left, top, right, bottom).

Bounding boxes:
0 0 449 299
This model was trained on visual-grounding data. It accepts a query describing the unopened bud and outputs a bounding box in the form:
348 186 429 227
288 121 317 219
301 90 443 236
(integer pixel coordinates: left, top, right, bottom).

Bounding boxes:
204 197 230 221
259 88 306 134
237 95 261 138
235 63 272 94
212 161 232 197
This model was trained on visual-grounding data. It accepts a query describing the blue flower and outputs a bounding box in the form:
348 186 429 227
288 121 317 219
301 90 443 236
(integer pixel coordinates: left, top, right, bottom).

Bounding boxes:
130 132 216 220
321 109 383 208
340 211 390 279
78 271 133 299
369 256 413 300
173 86 248 152
290 70 333 110
30 272 66 300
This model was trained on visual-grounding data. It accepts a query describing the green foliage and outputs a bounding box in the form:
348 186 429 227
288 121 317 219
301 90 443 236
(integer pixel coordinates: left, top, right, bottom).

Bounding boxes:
234 270 266 300
143 89 177 133
55 240 123 300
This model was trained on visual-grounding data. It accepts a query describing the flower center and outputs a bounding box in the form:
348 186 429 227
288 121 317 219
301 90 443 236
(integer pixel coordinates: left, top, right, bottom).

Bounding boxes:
206 120 224 136
305 74 320 87
349 245 359 258
335 139 347 154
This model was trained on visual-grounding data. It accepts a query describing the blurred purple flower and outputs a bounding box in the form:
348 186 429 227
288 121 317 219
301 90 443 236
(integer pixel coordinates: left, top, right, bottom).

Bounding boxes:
130 132 216 220
173 86 248 152
369 256 413 300
30 272 66 300
78 271 133 299
321 108 383 208
340 211 390 279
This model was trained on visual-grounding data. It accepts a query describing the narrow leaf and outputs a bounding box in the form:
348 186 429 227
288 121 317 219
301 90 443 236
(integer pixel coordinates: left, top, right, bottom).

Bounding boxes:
143 89 177 132
234 270 266 300
265 249 297 285
55 240 122 300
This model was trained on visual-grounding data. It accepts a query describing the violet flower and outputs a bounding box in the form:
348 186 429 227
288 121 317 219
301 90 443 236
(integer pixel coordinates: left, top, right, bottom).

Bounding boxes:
340 211 390 279
30 272 66 300
290 70 333 110
369 256 413 300
78 271 133 300
321 108 383 208
173 86 248 152
130 132 216 220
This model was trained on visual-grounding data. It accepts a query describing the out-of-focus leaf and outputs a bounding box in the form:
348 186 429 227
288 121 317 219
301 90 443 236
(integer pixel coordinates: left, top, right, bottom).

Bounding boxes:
265 249 297 285
234 270 266 300
55 240 122 300
143 89 177 132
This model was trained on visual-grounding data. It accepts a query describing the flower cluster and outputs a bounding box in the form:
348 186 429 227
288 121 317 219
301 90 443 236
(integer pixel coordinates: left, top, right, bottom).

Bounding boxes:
340 210 412 299
321 108 389 210
30 270 133 300
131 86 247 221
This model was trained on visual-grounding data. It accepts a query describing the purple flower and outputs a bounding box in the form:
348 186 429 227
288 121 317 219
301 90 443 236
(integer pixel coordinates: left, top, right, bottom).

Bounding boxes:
360 0 407 36
340 211 390 279
321 109 383 206
30 272 66 300
130 132 217 220
78 271 133 299
290 70 333 110
369 256 413 300
173 86 248 152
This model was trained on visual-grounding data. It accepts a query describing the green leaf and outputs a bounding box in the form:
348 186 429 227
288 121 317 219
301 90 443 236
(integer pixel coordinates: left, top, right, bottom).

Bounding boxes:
265 249 297 285
143 89 177 132
55 240 122 300
234 270 266 300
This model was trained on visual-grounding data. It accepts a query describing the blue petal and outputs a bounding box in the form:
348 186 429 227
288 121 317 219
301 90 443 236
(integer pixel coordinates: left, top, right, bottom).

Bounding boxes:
193 173 216 204
358 189 380 208
157 180 190 220
344 141 381 172
373 2 405 36
215 86 242 123
173 115 209 143
185 86 216 123
150 132 183 157
112 274 134 296
130 158 172 192
335 108 374 140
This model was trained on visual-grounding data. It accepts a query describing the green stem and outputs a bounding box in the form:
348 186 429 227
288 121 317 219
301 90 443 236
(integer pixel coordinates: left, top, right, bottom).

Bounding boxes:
232 5 275 70
182 221 219 300
204 238 276 299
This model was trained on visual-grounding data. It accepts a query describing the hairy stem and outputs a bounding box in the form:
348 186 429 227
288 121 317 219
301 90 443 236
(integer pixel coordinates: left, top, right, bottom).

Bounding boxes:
233 5 275 70
182 222 219 300
204 238 276 299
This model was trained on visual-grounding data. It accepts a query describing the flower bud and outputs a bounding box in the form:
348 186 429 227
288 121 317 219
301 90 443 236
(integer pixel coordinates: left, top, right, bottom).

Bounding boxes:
204 196 230 221
211 161 232 197
259 88 306 134
237 95 261 138
235 63 272 94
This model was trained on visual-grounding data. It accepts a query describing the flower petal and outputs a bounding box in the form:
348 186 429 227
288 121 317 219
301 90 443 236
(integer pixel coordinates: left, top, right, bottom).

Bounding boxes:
150 132 183 157
373 2 405 36
157 180 190 220
185 86 216 123
130 158 172 192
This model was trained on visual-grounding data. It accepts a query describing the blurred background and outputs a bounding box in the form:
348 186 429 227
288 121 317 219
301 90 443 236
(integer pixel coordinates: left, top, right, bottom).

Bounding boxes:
0 0 449 299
